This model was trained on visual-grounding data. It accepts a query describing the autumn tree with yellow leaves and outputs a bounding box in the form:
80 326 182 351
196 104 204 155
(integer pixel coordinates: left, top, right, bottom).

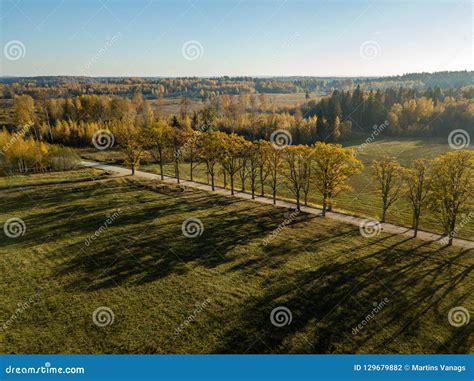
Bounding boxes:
311 142 363 216
429 150 473 245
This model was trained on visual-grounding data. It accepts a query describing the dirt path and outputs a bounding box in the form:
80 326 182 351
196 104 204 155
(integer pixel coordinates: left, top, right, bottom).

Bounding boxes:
80 160 474 250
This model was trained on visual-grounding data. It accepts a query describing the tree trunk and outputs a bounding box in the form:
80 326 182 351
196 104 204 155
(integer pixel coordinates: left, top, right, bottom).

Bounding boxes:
175 159 180 184
158 147 164 180
230 174 235 195
131 164 135 176
448 215 456 246
381 207 387 223
322 199 327 216
190 155 193 182
273 188 277 205
211 174 215 191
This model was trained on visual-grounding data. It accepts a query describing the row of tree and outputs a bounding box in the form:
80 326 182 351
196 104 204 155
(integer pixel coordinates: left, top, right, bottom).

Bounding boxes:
372 153 473 244
112 121 472 245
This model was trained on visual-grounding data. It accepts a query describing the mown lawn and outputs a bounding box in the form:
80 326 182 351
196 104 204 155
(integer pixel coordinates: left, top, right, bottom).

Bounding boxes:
79 137 474 240
0 171 472 354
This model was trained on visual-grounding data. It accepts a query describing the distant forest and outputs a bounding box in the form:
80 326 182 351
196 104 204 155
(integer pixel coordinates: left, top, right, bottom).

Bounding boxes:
0 70 472 100
1 71 473 146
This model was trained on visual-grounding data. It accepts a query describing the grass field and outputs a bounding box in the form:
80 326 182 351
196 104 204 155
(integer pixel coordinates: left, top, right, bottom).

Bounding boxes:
79 138 474 240
1 171 472 353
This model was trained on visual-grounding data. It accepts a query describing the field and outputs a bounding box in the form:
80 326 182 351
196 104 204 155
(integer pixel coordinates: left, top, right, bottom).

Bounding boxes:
1 171 472 353
79 138 474 240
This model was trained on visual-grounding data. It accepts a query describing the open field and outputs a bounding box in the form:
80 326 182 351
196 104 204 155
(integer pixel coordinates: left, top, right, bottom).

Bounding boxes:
1 171 472 353
79 138 474 240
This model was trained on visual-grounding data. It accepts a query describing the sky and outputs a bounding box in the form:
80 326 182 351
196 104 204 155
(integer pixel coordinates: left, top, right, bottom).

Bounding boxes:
0 0 472 77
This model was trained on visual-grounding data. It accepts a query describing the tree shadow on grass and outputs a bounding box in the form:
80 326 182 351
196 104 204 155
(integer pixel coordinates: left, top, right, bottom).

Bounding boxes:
50 182 314 291
211 239 473 354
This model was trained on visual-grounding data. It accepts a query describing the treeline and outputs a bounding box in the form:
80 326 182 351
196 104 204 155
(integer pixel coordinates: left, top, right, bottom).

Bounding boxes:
301 85 474 139
1 71 471 100
108 120 473 245
0 130 79 176
6 83 473 146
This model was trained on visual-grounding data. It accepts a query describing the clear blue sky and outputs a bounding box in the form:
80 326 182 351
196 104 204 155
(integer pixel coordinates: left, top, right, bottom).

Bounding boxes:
1 0 472 77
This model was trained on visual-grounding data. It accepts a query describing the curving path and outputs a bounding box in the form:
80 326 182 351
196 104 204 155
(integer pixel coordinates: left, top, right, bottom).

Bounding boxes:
81 160 474 250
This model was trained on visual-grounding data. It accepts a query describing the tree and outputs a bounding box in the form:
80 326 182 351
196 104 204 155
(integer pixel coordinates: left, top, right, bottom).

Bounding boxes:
14 95 35 127
266 146 284 204
246 142 260 199
168 124 191 184
311 142 363 215
145 120 170 180
429 150 473 245
220 133 247 195
115 123 145 175
198 131 222 191
283 146 312 211
256 140 271 197
404 158 430 237
371 156 405 223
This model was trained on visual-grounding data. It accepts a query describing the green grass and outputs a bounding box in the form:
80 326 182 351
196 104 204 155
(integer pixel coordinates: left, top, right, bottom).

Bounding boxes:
0 171 472 354
78 138 474 240
0 168 109 190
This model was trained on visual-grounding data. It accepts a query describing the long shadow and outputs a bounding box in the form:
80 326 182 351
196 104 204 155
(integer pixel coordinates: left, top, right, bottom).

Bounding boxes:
210 239 473 354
